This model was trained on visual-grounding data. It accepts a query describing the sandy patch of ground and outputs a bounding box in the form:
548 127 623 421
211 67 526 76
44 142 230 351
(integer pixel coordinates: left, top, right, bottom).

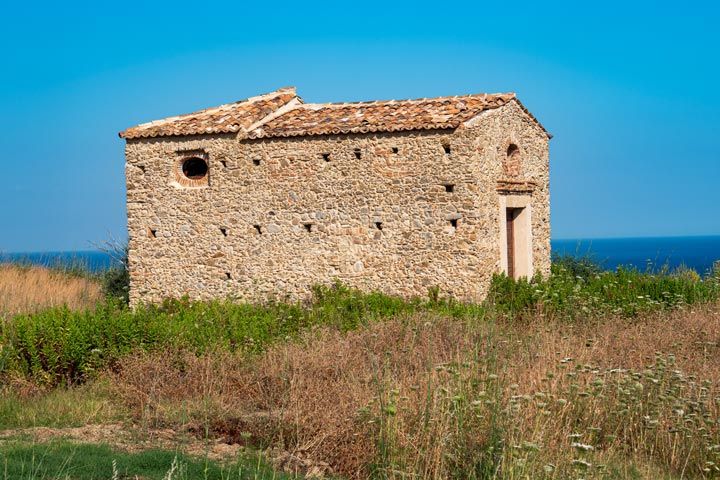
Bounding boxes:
0 423 242 461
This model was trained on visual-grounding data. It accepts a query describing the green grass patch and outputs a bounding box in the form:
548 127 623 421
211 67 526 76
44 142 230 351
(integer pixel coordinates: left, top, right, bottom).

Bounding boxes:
0 440 295 480
0 381 122 430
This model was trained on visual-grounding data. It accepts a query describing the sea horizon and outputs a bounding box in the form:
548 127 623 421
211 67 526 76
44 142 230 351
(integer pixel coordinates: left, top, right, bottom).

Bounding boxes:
552 233 720 241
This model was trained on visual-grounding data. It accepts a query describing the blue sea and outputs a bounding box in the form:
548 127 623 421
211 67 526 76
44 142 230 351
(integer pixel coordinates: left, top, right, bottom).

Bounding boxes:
1 236 719 275
552 236 720 275
0 250 121 273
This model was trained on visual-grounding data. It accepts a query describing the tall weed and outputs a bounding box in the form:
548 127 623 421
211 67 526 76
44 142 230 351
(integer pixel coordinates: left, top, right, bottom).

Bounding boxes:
3 258 719 386
105 304 720 479
1 283 483 385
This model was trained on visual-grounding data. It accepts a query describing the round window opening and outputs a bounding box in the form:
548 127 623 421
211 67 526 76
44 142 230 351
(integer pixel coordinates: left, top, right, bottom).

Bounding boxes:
182 157 208 180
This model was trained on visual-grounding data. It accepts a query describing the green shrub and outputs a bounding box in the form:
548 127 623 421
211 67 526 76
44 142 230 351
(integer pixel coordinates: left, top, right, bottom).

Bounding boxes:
551 253 604 281
2 257 719 386
0 283 487 385
102 266 129 304
488 256 720 319
99 244 130 304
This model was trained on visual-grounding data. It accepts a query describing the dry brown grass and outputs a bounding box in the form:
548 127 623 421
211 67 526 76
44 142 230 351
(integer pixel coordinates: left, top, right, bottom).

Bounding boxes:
498 305 720 479
111 316 492 477
108 304 720 479
0 264 102 316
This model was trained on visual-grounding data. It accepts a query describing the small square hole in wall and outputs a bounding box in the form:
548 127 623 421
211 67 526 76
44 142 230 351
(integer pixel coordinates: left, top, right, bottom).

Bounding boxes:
147 228 157 238
354 148 362 159
225 272 232 280
253 159 261 166
450 218 458 228
443 144 451 155
392 147 399 154
138 165 146 173
254 224 262 234
374 221 383 230
220 160 227 168
220 227 228 237
321 153 331 162
444 184 455 193
303 223 313 232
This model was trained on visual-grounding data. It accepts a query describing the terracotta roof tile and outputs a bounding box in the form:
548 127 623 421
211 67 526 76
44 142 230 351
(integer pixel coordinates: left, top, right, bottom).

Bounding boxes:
119 88 550 140
119 87 299 139
248 93 517 139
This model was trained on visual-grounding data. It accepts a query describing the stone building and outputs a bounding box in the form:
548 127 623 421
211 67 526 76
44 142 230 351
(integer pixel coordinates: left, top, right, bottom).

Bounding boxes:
119 87 551 306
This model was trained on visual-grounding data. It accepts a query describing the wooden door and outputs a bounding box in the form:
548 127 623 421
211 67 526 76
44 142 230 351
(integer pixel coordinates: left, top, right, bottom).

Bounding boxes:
506 208 515 278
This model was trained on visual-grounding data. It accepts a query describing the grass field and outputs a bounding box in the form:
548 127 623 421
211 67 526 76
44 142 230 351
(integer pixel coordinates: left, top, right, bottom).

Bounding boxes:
1 258 719 478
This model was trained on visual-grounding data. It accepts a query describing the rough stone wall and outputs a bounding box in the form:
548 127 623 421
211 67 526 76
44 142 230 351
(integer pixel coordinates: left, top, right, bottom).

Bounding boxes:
124 101 549 306
461 100 551 280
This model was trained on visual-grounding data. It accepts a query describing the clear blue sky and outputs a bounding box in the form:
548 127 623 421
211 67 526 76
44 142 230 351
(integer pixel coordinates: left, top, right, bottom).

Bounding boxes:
2 1 719 252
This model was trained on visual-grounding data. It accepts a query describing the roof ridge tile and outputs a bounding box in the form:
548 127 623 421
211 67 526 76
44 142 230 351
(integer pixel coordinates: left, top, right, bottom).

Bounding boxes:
300 91 514 109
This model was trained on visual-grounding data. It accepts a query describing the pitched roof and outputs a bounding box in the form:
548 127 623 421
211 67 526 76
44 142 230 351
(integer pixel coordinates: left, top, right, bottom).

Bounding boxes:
246 93 520 139
120 88 549 140
118 87 298 139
